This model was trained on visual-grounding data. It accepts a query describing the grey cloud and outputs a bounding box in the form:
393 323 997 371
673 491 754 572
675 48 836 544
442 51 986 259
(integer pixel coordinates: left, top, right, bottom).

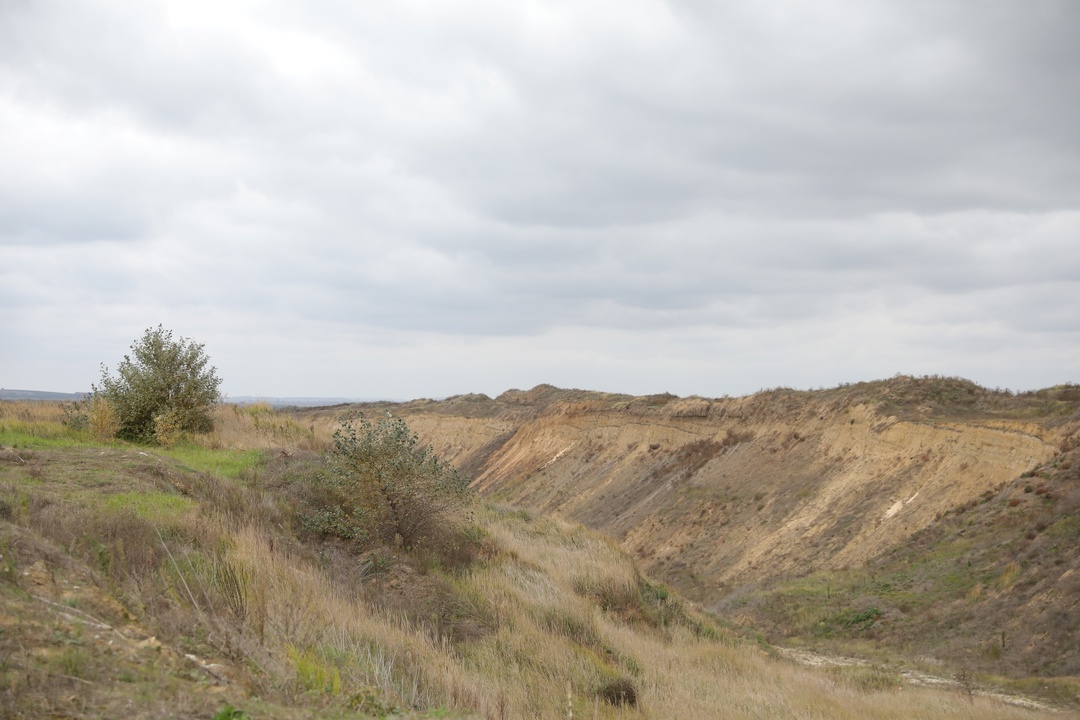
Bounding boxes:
1 0 1077 398
404 1 1080 224
0 2 282 133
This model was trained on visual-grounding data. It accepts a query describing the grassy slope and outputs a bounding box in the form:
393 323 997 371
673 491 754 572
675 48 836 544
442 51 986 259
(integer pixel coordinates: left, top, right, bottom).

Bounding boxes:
321 377 1080 708
0 401 1071 718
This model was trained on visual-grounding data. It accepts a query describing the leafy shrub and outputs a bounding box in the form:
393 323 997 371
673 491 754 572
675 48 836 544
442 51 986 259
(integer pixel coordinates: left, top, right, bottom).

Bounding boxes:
305 414 472 552
96 326 223 443
60 401 88 431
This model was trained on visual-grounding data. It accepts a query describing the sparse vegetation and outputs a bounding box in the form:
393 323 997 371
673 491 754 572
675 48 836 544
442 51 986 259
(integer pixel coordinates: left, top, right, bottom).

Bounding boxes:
295 413 472 558
0 377 1076 718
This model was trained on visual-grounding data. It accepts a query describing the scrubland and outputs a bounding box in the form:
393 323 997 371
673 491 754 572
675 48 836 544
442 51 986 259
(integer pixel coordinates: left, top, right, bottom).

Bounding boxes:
0 400 1069 718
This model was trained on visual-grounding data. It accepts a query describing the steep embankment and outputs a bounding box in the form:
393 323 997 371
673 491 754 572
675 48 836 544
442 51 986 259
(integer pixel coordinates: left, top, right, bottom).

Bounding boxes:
717 442 1080 684
329 378 1080 682
376 381 1077 595
9 406 1062 719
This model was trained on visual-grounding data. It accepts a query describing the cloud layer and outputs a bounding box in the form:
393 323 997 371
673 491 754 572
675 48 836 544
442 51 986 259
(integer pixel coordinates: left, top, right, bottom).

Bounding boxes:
2 0 1078 398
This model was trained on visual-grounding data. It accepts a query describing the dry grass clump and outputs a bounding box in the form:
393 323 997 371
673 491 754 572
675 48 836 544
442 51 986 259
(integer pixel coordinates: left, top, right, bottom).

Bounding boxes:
597 676 637 706
197 404 333 452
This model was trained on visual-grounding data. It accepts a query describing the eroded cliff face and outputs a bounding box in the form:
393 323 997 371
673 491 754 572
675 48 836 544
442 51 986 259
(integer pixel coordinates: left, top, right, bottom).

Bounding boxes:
352 380 1078 601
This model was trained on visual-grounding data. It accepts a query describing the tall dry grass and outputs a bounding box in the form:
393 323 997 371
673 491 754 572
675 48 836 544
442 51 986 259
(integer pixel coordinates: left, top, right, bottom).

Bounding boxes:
215 502 1060 719
0 400 71 439
190 403 334 451
0 400 337 451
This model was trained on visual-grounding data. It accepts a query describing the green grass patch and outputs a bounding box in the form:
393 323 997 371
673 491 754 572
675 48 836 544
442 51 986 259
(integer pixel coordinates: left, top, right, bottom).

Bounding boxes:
831 607 883 631
287 644 342 695
0 421 88 448
101 491 194 522
157 446 266 478
1046 517 1080 543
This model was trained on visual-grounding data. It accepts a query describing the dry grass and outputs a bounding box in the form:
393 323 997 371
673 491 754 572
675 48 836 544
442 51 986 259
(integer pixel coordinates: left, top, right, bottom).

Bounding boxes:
199 403 335 451
0 400 69 424
0 400 73 444
0 400 336 452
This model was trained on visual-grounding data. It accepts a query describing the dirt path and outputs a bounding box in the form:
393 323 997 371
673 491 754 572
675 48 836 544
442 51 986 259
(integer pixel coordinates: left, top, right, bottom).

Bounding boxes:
775 646 1062 713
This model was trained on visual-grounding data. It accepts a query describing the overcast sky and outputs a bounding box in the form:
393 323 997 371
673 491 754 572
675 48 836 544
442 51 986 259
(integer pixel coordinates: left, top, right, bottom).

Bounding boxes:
2 0 1078 400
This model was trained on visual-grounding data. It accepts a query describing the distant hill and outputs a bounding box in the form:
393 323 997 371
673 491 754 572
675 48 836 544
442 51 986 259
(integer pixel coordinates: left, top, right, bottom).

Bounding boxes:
0 390 395 407
226 395 402 408
0 389 86 401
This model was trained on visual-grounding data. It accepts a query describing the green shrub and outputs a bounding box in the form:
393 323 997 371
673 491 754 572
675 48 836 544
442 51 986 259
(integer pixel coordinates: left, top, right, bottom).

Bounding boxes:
96 325 222 443
304 414 472 553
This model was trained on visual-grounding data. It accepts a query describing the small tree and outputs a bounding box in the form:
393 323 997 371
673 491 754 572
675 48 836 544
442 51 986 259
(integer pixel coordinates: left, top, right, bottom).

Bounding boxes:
96 325 223 443
314 414 472 550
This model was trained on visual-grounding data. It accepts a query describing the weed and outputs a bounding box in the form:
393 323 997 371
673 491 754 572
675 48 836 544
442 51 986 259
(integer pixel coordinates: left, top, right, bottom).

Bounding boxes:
347 686 404 715
0 542 15 583
60 401 89 432
287 644 342 695
54 646 90 680
955 667 976 703
212 704 252 720
216 558 249 621
996 562 1020 589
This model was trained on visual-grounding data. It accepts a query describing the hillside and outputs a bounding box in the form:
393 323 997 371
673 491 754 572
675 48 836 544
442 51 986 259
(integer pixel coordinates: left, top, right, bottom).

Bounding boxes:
5 399 1067 718
311 377 1080 687
1 397 1071 717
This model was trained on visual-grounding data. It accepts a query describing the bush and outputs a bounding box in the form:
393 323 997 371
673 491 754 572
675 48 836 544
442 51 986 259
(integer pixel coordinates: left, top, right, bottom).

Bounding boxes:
86 394 120 441
96 326 223 443
307 414 472 551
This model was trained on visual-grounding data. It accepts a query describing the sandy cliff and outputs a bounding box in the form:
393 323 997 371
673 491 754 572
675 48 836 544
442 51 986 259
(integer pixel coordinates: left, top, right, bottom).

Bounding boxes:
334 379 1078 603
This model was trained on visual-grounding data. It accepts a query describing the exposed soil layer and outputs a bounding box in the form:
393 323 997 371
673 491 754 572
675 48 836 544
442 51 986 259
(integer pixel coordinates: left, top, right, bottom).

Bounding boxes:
311 377 1080 682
